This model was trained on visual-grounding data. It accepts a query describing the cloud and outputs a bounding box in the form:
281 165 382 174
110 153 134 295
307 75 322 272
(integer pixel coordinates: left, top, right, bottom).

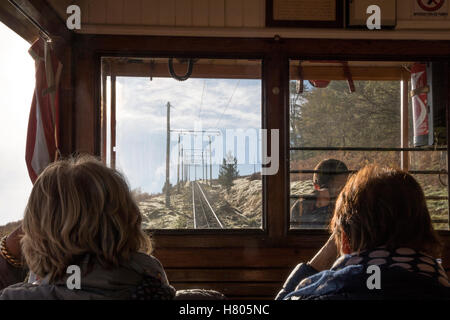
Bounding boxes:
116 77 261 132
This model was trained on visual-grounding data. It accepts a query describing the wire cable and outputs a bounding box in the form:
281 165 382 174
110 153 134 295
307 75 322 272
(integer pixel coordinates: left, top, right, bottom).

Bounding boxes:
198 80 206 120
215 80 240 128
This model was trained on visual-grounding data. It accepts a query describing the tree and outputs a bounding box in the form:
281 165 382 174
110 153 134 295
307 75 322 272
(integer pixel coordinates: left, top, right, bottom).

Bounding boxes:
218 152 239 192
290 80 402 162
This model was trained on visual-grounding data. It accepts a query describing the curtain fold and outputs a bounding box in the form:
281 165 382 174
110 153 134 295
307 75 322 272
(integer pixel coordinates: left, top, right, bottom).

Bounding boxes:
25 38 62 183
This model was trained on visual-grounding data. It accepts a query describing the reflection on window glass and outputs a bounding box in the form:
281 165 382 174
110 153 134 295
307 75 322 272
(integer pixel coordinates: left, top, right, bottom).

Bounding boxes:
289 60 448 231
102 58 262 230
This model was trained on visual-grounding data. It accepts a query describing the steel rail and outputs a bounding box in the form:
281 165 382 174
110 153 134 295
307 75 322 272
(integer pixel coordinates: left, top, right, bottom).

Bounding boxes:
197 184 211 228
191 182 197 229
196 182 224 229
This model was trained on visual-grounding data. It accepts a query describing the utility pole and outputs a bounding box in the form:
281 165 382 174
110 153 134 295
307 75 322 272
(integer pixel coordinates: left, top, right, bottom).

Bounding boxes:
205 149 208 182
202 150 205 181
170 129 221 185
209 136 212 185
165 102 171 207
187 162 190 181
177 134 180 192
181 146 184 183
193 141 196 181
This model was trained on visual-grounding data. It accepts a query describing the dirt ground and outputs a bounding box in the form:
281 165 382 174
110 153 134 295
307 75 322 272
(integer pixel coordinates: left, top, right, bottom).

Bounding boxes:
138 177 263 229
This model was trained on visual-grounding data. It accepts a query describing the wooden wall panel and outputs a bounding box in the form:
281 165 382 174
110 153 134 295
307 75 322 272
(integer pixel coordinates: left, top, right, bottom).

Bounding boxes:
225 0 242 27
77 0 90 25
192 0 209 26
88 0 107 24
159 0 176 25
49 0 267 28
58 44 74 156
209 0 225 27
142 0 159 25
397 0 412 21
258 0 265 27
175 0 192 26
154 248 317 268
45 0 450 33
165 268 290 282
243 0 261 27
106 0 123 24
123 0 142 25
73 41 96 154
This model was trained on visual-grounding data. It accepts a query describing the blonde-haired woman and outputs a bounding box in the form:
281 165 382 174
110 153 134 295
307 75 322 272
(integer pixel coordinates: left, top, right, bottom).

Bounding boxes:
0 156 175 299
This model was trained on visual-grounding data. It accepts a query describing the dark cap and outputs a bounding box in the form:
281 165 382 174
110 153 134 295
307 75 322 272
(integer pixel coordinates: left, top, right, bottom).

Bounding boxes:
313 159 348 189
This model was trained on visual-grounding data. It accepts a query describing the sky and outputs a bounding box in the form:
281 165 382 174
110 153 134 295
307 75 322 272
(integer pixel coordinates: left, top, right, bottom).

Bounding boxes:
0 22 34 225
113 76 263 195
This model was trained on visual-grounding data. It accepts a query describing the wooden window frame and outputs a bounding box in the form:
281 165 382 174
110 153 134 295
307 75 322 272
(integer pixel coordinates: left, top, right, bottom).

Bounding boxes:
287 60 449 231
100 55 268 237
73 35 450 254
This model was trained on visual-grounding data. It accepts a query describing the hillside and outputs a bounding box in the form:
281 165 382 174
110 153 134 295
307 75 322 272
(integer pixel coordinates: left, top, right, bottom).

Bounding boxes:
138 176 263 229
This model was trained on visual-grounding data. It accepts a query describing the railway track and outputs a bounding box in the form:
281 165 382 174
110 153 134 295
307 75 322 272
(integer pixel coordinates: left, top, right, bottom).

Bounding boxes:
191 181 224 229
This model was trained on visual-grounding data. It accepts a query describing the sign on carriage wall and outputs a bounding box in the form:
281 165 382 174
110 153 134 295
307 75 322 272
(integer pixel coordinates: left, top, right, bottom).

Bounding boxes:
413 0 448 18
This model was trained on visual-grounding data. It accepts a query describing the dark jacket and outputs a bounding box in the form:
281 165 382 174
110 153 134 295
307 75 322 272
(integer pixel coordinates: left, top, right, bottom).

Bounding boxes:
276 248 450 300
0 253 224 300
0 252 176 300
290 193 333 229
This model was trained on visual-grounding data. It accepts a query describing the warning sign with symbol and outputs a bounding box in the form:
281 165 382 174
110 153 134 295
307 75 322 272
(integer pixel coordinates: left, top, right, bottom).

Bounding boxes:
414 0 448 17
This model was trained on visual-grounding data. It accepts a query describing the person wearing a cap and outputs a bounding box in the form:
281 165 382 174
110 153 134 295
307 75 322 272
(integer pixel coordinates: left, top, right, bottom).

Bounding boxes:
291 159 349 229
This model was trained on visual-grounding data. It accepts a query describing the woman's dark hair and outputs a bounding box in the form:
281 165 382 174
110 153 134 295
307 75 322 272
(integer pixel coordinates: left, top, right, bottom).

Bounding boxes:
331 165 443 257
313 159 348 189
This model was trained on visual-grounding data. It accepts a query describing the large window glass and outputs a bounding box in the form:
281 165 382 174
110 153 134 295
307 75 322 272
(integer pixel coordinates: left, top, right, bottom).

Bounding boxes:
102 58 263 230
289 60 448 230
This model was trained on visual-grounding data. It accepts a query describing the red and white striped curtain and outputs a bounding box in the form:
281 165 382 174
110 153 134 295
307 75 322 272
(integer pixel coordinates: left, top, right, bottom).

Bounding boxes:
25 38 62 183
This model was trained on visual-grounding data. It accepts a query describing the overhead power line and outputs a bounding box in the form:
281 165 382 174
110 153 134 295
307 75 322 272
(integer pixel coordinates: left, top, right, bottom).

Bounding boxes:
215 79 240 128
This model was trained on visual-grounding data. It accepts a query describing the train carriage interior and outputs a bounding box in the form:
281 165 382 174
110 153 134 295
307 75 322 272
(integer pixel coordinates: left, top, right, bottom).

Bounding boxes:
0 0 450 302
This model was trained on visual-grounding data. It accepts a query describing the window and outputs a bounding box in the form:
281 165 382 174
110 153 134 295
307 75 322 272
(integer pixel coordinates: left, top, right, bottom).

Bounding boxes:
101 57 263 230
0 22 34 230
289 60 448 231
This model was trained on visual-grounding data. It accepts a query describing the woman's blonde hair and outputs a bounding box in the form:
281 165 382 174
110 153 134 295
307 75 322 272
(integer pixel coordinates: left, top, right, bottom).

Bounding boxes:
21 156 152 282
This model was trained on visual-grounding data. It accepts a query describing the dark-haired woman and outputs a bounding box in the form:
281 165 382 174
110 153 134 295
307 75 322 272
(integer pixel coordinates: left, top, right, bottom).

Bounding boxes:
278 165 450 300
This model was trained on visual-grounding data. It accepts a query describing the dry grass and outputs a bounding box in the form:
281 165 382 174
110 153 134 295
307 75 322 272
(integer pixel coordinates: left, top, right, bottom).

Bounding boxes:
0 220 21 238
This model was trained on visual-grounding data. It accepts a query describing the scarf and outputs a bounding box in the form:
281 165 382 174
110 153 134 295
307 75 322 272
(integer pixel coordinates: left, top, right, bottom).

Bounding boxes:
286 247 449 299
